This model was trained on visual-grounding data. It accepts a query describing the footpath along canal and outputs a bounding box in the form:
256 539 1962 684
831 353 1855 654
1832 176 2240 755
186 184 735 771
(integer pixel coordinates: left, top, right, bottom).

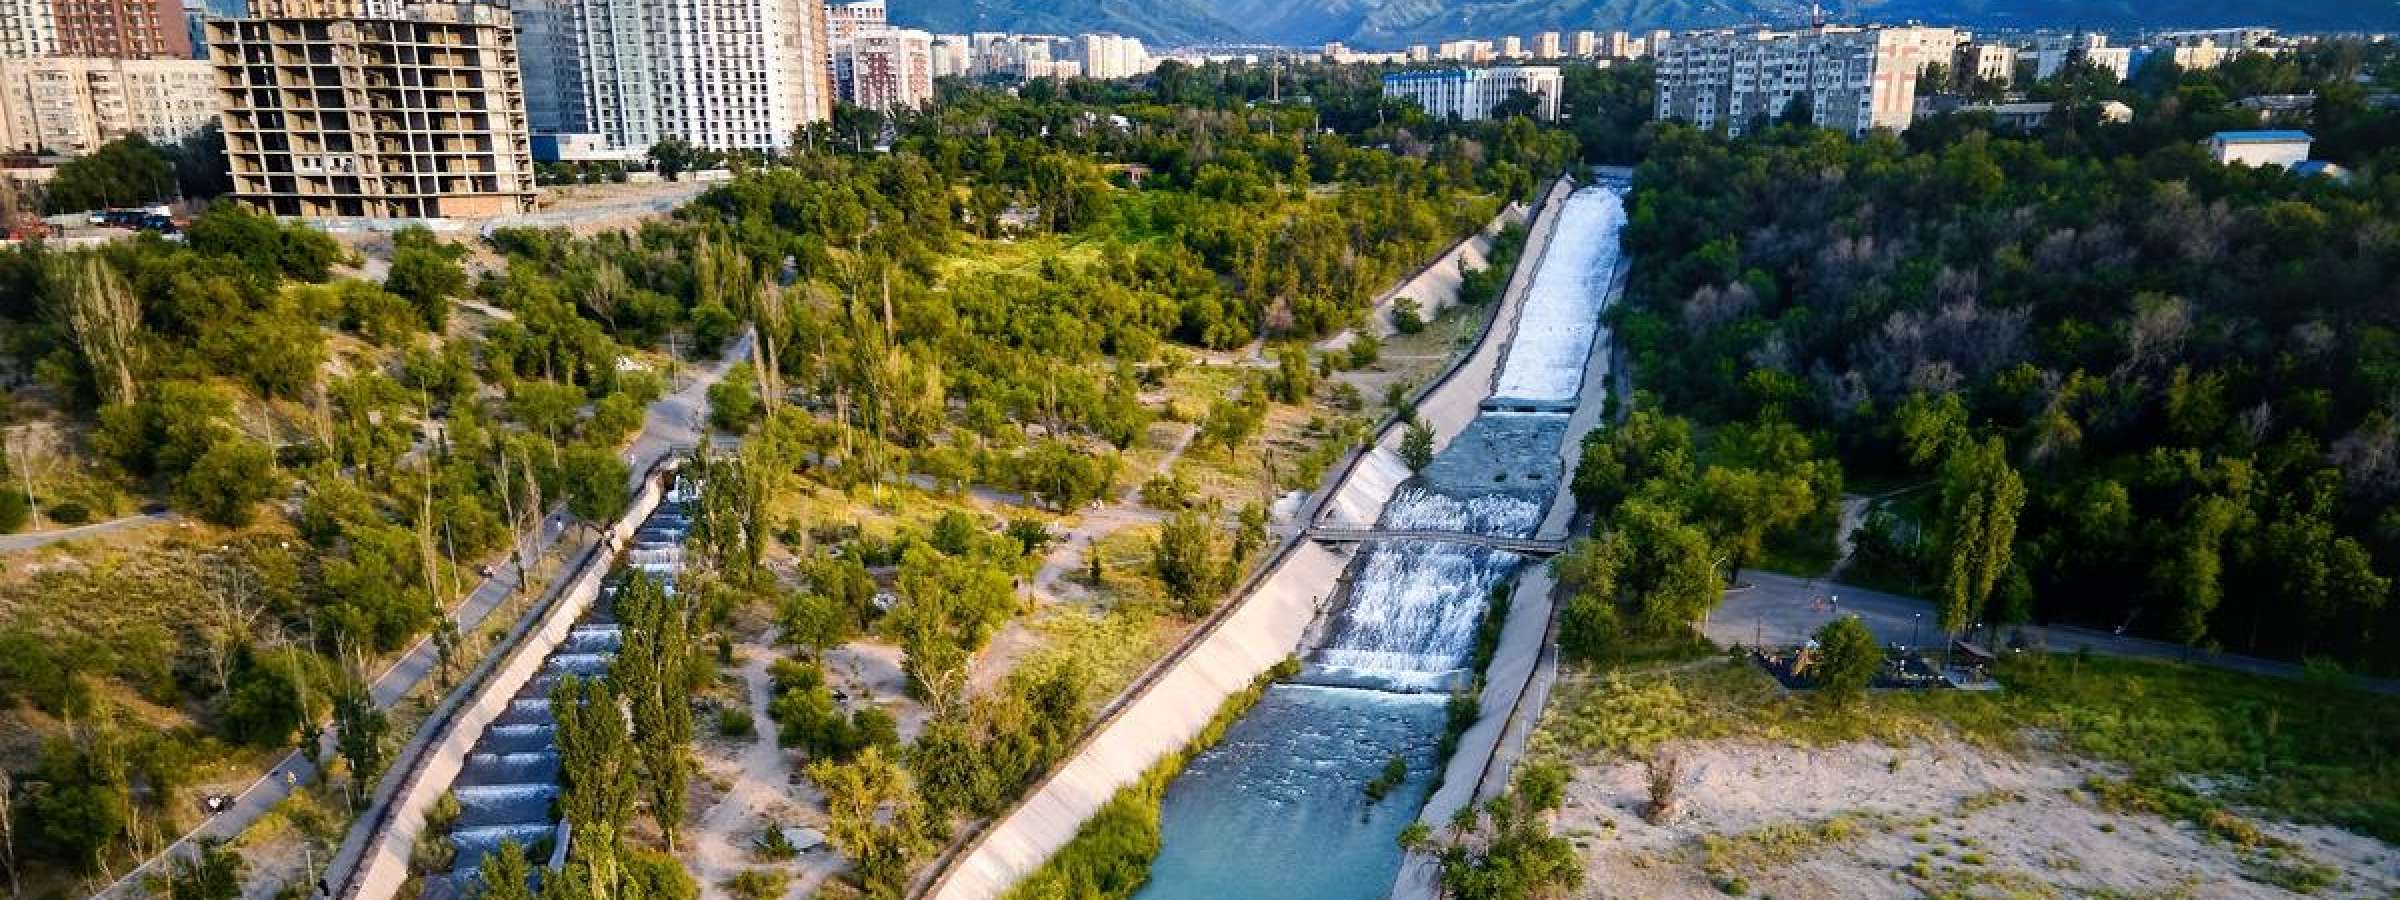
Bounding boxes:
1133 177 1631 900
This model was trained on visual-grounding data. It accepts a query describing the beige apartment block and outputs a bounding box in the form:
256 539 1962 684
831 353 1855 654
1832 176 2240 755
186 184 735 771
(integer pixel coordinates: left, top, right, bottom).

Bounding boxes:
207 0 534 218
0 56 216 154
1655 25 1958 137
0 0 58 59
840 26 930 111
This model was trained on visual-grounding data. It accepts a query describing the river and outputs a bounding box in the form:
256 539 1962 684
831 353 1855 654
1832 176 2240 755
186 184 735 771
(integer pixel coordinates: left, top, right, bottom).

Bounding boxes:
1133 179 1629 900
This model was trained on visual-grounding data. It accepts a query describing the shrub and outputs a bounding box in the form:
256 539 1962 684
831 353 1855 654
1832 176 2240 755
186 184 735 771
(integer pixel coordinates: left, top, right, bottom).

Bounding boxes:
47 501 90 524
717 707 755 738
0 488 28 533
721 869 788 900
1348 332 1382 368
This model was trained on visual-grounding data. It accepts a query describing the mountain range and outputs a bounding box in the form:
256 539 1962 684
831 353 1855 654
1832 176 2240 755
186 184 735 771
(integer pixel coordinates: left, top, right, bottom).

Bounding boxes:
891 0 2400 49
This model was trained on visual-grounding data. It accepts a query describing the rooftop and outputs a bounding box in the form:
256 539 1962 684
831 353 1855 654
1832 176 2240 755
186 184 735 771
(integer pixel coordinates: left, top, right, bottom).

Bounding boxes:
2211 130 2312 143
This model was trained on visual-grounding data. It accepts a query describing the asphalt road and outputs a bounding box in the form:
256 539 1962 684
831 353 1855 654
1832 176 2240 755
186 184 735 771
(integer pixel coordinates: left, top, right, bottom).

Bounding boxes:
97 330 754 899
1711 570 2400 694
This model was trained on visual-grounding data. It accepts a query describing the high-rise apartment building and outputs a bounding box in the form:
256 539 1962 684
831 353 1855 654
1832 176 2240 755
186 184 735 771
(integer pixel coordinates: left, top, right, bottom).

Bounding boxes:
822 0 877 43
839 26 926 110
207 0 534 217
1497 35 1521 58
555 0 828 154
54 0 188 57
1435 39 1490 63
1382 66 1562 121
507 0 581 135
1602 30 1631 58
0 0 56 59
0 55 215 152
972 32 1055 78
1957 40 2014 86
1655 26 1958 137
174 0 241 59
1073 32 1144 79
928 32 968 77
1570 30 1595 57
1532 31 1560 59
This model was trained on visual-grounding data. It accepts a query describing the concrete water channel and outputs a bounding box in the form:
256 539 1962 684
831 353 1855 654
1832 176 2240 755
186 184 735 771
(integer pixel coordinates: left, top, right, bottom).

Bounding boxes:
1134 178 1630 900
433 478 702 896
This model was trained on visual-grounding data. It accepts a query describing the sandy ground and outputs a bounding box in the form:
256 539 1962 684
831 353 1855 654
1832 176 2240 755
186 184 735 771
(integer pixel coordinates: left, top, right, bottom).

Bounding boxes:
1555 738 2400 899
684 634 842 900
823 639 926 741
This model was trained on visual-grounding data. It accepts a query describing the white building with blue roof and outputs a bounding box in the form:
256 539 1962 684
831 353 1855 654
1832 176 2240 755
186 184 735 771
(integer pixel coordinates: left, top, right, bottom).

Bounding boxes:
2208 130 2312 168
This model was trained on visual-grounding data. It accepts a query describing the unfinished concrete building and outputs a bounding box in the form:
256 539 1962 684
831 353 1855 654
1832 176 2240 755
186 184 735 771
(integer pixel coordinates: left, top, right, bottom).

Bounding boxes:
207 0 533 218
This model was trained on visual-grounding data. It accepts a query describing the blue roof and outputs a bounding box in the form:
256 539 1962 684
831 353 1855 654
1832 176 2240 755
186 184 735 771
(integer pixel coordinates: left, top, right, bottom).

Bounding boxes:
2213 130 2313 143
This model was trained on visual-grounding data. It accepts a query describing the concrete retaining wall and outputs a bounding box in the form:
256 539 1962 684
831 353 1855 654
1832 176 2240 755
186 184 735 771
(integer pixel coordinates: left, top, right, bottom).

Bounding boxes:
345 469 668 900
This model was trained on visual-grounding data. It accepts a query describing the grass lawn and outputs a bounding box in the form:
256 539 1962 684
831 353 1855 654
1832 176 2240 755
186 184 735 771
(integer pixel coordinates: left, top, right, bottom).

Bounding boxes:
1537 650 2400 843
936 232 1107 282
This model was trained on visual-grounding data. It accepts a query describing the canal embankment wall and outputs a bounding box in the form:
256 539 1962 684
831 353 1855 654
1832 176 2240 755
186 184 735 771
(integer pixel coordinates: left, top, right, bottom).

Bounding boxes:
341 464 671 900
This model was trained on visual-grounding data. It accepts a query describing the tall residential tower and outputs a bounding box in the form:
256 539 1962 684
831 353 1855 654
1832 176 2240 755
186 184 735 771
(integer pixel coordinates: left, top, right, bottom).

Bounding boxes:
520 0 828 155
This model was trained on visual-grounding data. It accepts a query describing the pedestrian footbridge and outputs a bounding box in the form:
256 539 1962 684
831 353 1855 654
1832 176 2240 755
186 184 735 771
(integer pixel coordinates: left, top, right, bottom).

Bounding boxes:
1305 527 1568 556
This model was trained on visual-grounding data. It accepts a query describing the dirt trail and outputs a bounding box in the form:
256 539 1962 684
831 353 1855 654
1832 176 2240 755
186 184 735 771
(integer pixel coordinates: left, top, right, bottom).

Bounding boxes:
686 631 842 899
965 421 1197 695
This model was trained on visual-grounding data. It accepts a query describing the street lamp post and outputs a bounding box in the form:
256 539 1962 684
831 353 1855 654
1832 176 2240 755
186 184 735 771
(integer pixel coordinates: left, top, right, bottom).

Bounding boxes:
1910 613 1921 652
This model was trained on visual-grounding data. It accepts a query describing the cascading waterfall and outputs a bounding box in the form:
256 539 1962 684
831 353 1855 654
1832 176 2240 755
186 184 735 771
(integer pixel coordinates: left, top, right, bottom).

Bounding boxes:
1137 180 1629 900
435 480 698 895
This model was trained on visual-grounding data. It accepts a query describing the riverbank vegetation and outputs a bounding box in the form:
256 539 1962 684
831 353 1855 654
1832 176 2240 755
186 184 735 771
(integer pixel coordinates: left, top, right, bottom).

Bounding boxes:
1413 761 1581 900
1553 402 1844 665
609 70 1578 898
1610 40 2400 672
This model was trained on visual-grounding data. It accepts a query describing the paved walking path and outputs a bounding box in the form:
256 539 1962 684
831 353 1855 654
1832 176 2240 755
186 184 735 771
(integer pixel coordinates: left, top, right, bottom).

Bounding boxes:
0 509 174 553
98 331 754 900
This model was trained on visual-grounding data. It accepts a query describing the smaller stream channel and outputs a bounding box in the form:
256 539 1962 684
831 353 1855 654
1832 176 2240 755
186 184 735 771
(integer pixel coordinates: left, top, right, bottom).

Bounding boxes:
434 480 699 895
1134 179 1628 900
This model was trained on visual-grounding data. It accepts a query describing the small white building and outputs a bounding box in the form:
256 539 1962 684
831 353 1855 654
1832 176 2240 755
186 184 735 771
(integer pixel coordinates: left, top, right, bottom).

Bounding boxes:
2208 130 2311 169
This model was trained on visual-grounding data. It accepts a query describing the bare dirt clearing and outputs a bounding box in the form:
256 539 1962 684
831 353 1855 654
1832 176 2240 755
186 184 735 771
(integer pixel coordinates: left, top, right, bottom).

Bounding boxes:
1556 737 2399 899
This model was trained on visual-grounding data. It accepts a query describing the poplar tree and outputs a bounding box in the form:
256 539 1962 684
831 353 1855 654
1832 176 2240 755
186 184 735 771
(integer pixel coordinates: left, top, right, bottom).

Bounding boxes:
1935 436 2026 637
610 572 694 849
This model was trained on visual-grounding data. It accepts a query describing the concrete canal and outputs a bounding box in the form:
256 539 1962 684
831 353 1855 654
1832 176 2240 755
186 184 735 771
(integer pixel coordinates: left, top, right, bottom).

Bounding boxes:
1133 178 1629 900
